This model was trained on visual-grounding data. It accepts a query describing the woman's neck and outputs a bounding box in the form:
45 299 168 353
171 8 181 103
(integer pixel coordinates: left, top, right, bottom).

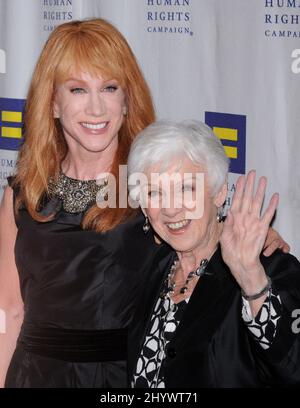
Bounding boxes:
176 221 223 280
61 153 114 181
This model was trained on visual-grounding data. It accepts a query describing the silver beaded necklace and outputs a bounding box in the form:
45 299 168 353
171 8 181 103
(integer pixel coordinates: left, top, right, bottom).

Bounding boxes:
160 257 209 299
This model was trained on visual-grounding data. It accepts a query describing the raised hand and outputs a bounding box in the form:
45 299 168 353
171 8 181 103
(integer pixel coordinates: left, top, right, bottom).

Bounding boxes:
220 170 279 297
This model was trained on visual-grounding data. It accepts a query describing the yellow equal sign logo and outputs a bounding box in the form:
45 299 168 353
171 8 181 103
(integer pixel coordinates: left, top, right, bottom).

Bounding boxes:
213 127 238 159
1 110 22 138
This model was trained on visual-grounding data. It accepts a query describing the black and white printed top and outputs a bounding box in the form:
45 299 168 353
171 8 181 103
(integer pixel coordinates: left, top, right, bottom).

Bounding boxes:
133 290 282 388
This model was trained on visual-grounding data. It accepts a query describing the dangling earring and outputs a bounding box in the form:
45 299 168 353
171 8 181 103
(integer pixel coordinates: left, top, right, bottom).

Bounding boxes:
143 217 150 233
216 208 224 223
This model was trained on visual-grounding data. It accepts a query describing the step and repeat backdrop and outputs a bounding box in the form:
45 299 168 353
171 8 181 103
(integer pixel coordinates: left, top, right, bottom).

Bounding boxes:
0 0 299 258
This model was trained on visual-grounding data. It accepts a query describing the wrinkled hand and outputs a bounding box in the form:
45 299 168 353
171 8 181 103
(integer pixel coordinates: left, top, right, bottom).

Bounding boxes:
220 170 279 294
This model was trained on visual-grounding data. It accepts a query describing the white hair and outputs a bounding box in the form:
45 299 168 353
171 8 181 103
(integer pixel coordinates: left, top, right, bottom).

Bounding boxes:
127 120 229 198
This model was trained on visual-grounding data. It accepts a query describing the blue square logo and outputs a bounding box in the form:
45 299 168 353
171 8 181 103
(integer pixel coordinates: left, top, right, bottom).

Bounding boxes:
0 97 26 151
205 111 246 174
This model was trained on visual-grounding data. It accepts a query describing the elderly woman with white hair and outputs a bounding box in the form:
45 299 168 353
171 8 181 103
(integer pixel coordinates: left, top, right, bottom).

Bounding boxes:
127 120 300 388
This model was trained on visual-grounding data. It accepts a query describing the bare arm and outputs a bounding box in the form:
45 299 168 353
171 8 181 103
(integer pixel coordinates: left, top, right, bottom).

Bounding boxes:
0 186 24 387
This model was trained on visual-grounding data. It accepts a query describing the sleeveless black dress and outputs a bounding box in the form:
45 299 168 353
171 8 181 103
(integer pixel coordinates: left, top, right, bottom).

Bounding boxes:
5 179 166 388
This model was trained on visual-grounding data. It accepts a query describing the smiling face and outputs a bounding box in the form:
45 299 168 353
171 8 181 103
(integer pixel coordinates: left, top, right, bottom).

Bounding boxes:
53 72 127 158
142 157 227 254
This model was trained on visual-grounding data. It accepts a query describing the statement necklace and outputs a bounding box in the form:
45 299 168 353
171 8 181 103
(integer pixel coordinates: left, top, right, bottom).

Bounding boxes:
160 257 209 299
48 172 108 213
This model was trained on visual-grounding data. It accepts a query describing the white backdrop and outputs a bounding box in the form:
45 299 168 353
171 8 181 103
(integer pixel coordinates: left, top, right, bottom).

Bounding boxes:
0 0 299 258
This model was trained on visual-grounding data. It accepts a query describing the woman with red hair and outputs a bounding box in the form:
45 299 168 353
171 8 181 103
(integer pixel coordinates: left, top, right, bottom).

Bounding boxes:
0 18 159 388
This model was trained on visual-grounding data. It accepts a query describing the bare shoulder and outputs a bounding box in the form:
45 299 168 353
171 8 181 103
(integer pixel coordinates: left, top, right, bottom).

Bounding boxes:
0 185 22 307
0 186 17 231
1 185 13 205
0 186 17 246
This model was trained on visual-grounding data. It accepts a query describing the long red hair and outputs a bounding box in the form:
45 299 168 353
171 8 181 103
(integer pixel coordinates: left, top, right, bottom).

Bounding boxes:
14 19 155 232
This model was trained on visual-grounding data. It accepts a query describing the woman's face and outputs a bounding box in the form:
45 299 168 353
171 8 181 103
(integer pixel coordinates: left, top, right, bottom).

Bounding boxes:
142 157 226 253
53 71 126 157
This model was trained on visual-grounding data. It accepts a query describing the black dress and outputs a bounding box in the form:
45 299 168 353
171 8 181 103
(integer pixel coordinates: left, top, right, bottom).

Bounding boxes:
5 179 167 388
